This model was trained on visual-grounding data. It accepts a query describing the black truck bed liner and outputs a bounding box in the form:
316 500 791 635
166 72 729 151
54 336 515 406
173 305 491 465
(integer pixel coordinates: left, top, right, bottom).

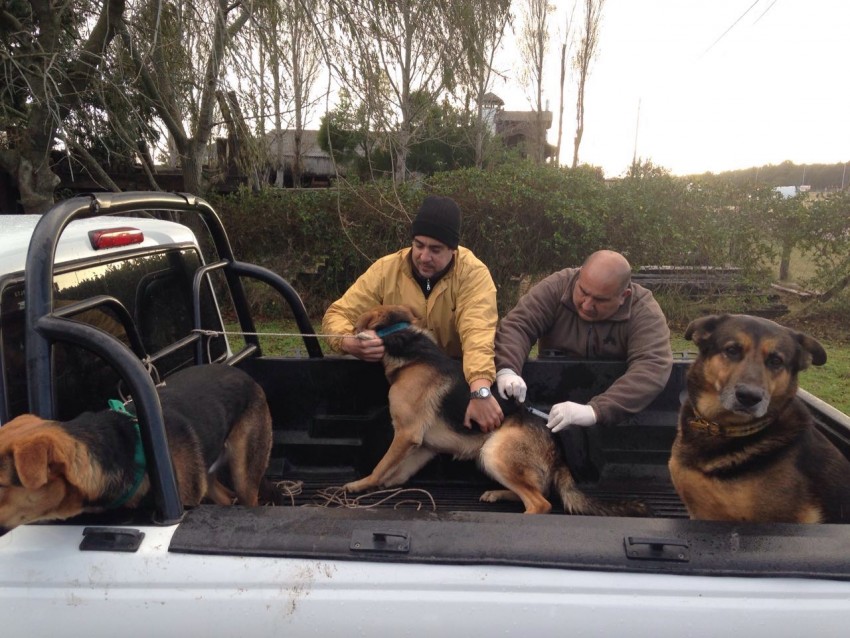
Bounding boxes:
272 471 689 518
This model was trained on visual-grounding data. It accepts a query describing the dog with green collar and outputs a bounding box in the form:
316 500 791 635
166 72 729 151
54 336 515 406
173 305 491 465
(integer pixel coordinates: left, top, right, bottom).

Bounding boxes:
0 364 272 532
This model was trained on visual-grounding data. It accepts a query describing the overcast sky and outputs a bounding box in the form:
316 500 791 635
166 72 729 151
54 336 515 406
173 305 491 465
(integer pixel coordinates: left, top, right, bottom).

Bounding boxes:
493 0 849 177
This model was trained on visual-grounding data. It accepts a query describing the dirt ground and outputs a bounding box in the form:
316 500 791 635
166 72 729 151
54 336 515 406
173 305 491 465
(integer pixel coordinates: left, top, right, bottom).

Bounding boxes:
776 294 848 345
667 290 847 345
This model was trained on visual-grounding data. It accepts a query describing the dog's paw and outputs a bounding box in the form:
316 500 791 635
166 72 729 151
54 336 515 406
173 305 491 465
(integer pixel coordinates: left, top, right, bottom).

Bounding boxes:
343 479 368 493
480 489 520 504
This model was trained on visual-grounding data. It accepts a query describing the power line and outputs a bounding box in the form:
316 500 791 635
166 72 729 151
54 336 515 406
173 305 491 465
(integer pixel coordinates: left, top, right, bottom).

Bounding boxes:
752 0 779 25
703 0 763 55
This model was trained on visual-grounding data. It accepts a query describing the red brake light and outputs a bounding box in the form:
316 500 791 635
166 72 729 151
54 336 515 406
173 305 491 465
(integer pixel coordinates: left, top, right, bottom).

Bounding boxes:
88 227 144 250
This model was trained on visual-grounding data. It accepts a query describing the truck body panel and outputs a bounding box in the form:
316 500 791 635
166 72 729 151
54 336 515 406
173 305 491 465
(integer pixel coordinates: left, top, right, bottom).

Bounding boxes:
2 193 850 635
2 523 850 637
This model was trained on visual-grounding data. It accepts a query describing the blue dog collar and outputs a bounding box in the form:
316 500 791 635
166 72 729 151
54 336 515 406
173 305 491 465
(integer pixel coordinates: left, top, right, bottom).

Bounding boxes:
375 321 411 338
105 399 147 509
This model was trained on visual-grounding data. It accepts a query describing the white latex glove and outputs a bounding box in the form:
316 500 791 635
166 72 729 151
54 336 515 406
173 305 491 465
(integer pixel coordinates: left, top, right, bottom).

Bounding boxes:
547 402 597 433
495 368 527 403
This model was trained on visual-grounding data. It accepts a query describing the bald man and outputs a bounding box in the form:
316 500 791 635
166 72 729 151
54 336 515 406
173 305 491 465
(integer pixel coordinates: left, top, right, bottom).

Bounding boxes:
494 250 673 432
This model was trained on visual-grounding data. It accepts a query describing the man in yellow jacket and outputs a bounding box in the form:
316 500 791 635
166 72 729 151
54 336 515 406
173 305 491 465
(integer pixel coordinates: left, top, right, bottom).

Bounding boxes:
322 195 503 432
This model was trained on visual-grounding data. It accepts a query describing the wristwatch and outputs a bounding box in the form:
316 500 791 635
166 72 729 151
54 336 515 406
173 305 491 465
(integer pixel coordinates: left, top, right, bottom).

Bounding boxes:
470 387 492 400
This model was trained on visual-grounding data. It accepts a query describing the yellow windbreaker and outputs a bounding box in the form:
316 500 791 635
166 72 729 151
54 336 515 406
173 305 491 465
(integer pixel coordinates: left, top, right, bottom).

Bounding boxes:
322 247 497 384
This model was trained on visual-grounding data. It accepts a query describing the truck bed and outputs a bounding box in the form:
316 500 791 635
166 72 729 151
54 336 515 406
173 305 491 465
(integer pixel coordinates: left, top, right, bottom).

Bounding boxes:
274 469 689 518
240 354 693 518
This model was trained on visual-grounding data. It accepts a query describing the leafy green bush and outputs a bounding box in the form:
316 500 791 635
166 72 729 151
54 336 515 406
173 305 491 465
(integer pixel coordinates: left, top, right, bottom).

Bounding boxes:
208 161 821 320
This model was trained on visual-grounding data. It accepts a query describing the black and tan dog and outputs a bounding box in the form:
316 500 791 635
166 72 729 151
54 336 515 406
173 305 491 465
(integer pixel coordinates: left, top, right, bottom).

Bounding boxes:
343 305 647 516
0 364 272 532
669 313 850 523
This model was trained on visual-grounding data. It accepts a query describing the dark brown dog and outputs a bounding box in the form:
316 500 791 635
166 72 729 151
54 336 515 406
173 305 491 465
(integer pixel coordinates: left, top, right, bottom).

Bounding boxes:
343 305 647 516
0 364 272 532
669 313 850 523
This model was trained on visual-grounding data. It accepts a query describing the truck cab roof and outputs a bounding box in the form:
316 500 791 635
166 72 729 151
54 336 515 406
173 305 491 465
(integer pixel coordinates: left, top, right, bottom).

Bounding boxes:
0 214 197 276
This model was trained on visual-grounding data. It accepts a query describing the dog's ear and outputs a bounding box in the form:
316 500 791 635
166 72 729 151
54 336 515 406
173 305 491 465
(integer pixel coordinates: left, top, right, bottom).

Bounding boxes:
12 431 92 492
404 304 421 320
2 413 46 431
684 314 729 348
792 330 827 369
395 304 420 325
12 435 54 489
354 309 376 333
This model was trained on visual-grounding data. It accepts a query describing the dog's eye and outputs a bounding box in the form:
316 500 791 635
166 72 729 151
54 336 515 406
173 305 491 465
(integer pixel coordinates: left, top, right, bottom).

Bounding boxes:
723 344 742 359
765 353 785 369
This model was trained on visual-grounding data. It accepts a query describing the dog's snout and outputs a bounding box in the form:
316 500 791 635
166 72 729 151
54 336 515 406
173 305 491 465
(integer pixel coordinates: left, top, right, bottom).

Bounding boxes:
735 385 765 408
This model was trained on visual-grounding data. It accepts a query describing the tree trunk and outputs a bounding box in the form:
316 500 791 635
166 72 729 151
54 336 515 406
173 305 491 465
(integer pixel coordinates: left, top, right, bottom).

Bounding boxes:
9 151 59 214
779 241 793 281
181 148 205 196
556 41 567 167
818 271 850 303
4 105 60 213
394 119 410 183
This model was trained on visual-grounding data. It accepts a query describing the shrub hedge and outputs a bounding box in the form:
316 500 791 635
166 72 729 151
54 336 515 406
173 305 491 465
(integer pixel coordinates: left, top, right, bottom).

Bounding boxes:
207 161 850 320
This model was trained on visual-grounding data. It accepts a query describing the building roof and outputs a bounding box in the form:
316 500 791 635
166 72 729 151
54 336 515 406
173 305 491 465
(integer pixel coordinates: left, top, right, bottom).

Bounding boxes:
266 129 328 158
497 111 553 128
481 92 505 107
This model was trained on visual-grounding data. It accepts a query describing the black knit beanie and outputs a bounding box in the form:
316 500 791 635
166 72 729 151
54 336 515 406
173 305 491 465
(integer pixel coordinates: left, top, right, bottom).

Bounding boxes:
410 195 461 249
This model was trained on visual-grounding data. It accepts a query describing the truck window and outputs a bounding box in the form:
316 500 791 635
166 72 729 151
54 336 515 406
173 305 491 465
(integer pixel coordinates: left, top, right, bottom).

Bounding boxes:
0 248 227 422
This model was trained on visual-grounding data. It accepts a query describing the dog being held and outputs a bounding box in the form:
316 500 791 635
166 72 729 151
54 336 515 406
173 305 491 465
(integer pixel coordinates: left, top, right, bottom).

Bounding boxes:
343 305 647 516
669 313 850 523
0 364 272 532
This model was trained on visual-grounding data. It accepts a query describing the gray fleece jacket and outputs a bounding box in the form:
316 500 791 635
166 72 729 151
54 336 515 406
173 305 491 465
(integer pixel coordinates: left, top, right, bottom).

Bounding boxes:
495 267 673 425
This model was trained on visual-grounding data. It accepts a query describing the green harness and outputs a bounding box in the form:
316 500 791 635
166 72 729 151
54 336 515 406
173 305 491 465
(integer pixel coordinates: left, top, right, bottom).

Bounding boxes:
105 399 148 509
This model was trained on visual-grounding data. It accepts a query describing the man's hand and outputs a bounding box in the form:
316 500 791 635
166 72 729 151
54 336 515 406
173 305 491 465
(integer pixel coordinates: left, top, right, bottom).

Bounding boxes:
495 368 527 403
464 379 504 433
546 402 596 433
340 331 385 362
465 395 503 433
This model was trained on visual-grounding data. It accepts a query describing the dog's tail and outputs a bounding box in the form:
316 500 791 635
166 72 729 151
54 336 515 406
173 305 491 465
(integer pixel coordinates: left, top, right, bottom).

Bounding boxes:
553 466 650 517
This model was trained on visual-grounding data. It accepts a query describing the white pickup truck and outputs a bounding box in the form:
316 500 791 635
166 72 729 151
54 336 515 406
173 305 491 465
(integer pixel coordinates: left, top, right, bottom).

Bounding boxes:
1 192 850 636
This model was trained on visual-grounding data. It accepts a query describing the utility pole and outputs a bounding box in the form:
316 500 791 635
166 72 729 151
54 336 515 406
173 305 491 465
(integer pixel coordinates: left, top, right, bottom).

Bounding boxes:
631 97 641 172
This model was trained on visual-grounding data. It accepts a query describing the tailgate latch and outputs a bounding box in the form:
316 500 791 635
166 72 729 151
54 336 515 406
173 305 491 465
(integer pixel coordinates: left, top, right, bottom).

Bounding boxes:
624 536 690 562
350 529 410 553
80 527 145 552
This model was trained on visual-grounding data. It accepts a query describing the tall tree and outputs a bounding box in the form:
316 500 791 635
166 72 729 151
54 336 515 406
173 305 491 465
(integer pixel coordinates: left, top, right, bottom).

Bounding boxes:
283 1 320 187
0 0 126 212
317 87 382 178
555 5 576 166
451 0 512 168
119 0 253 195
243 0 323 188
517 0 552 164
326 0 458 182
572 0 604 169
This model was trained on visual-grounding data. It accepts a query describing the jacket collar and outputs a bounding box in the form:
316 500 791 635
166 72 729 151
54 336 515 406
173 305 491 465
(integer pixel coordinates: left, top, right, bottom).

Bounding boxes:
405 249 455 295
